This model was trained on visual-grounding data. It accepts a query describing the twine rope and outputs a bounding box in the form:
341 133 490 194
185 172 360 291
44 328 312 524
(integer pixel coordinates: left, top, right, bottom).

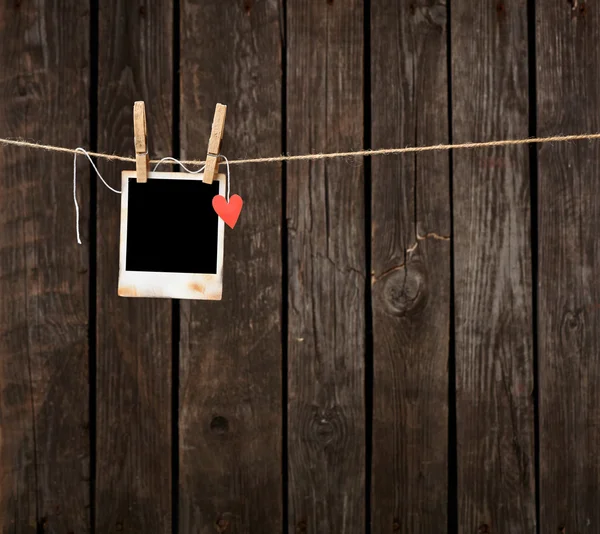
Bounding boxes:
4 132 600 166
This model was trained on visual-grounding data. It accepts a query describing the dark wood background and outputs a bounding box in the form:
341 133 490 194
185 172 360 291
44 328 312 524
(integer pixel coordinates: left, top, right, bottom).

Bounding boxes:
0 1 597 533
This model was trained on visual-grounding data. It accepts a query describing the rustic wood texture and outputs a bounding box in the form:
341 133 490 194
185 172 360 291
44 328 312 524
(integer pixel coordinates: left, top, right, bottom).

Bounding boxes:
370 1 450 532
3 2 600 532
96 2 173 532
179 1 283 532
451 1 536 533
286 1 365 533
0 2 90 533
537 2 600 532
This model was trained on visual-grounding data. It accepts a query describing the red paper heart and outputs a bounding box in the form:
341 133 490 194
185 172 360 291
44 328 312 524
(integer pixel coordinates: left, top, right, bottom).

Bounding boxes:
212 194 244 229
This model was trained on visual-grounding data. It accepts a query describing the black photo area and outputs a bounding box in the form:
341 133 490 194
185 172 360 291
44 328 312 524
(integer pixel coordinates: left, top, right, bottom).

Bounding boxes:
126 177 220 274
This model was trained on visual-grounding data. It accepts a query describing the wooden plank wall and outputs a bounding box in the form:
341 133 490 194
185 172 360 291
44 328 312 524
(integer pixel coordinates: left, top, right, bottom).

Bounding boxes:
0 1 599 534
0 2 90 533
370 1 450 532
451 1 536 532
96 2 173 533
537 1 600 532
179 1 283 533
286 2 365 533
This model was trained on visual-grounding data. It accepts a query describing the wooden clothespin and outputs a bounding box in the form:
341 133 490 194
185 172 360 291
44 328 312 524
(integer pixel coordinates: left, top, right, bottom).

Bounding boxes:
203 103 227 184
133 101 149 183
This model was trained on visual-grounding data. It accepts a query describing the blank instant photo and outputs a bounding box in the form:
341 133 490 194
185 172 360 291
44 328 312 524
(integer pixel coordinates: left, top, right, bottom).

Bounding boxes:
118 171 225 300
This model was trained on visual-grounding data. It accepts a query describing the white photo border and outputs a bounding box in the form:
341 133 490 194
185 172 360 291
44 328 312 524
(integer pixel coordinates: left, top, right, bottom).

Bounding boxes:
118 170 225 300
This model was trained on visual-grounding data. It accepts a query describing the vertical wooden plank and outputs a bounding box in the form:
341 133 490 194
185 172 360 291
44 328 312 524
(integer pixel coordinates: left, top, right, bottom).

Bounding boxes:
0 2 90 533
370 0 450 532
179 1 282 533
286 2 365 533
537 2 600 532
451 1 535 533
96 2 172 532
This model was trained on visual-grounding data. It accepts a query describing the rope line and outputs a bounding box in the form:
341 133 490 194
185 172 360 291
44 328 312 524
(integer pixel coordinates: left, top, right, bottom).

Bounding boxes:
3 132 600 166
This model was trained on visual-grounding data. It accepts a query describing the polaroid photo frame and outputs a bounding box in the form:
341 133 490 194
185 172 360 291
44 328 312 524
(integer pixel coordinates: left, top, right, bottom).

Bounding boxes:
118 170 225 300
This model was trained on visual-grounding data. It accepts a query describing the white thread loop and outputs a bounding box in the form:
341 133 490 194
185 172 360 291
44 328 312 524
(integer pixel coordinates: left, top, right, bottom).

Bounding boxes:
154 155 231 201
221 155 231 201
73 148 121 245
152 157 205 174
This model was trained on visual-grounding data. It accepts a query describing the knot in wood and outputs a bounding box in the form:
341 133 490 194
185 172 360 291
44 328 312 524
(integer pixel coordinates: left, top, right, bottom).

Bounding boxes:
210 415 229 434
14 74 42 99
382 266 427 317
560 308 586 351
306 406 346 448
411 2 446 28
215 515 230 532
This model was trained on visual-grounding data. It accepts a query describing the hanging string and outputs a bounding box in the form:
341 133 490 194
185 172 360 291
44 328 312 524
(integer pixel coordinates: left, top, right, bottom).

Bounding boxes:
152 157 205 174
153 155 231 201
6 131 600 167
73 148 121 245
222 155 231 201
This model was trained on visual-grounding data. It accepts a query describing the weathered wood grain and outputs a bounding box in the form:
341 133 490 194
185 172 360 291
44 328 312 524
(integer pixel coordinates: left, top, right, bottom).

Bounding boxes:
286 1 365 533
96 2 172 532
537 2 600 532
451 1 535 532
0 1 90 533
370 1 450 532
179 1 283 532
